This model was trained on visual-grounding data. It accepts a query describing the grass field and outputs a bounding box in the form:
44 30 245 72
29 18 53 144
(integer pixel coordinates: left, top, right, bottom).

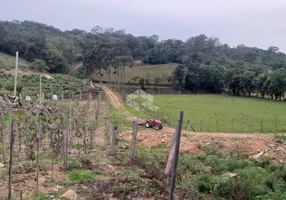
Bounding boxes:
0 52 31 69
93 63 177 83
127 94 286 133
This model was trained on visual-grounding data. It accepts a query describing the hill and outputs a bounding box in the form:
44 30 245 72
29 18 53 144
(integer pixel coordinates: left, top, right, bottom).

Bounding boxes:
1 20 286 77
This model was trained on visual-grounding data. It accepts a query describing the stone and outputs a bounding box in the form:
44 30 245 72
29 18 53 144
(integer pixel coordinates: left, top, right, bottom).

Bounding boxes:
223 172 237 178
250 151 264 161
59 189 77 200
268 144 276 148
0 163 4 168
121 143 129 149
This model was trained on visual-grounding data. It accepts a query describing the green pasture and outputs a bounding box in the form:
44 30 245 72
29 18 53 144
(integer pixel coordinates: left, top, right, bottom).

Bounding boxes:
127 94 286 133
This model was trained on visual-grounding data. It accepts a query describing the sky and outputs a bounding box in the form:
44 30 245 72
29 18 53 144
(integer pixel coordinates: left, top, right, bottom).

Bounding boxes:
1 0 286 52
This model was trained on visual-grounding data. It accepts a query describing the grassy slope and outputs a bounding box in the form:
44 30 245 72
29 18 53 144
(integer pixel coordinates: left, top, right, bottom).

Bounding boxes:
93 63 177 83
127 94 286 133
0 52 31 69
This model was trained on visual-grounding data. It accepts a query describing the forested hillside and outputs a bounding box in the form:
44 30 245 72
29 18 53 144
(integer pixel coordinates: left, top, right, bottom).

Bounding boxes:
1 20 286 99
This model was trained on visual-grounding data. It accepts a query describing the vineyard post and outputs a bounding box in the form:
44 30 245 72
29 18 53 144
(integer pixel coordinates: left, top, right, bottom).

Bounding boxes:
13 51 19 97
200 120 202 132
216 120 218 132
39 74 42 103
261 120 263 133
165 126 178 175
51 130 54 183
36 116 41 197
64 109 69 169
0 114 5 163
130 121 138 164
231 119 234 132
69 99 72 153
246 119 249 131
61 90 64 101
169 111 183 200
110 127 116 154
8 114 14 200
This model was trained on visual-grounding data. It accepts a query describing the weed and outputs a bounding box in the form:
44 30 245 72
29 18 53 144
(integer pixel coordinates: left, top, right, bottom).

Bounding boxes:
68 170 100 183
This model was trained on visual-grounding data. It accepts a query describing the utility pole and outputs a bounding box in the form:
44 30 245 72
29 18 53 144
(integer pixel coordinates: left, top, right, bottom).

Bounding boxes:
13 51 19 97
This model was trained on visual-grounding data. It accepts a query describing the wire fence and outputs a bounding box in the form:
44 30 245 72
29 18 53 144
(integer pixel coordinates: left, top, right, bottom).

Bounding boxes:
126 107 286 133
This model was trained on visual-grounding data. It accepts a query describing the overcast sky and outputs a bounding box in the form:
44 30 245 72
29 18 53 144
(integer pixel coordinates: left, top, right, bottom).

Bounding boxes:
1 0 286 52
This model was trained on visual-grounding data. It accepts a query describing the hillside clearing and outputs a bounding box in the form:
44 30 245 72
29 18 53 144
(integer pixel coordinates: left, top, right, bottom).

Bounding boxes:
93 63 177 83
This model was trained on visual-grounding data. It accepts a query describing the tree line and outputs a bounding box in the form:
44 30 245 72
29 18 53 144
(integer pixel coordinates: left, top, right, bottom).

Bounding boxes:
1 20 286 99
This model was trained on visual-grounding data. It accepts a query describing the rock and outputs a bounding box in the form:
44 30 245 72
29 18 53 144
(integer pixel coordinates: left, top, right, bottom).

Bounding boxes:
0 163 4 168
223 172 237 178
250 151 264 161
121 143 129 149
268 144 276 149
59 189 77 200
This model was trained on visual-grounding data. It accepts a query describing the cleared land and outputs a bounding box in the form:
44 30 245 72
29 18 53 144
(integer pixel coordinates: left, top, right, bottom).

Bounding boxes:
93 63 177 83
151 94 286 133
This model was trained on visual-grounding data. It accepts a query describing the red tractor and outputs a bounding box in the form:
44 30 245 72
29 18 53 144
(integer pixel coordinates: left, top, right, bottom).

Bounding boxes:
139 119 163 130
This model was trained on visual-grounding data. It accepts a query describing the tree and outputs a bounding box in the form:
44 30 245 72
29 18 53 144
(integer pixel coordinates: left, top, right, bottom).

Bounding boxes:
240 71 256 97
268 69 286 100
153 76 162 85
268 46 279 53
199 63 226 93
172 65 186 90
31 59 49 72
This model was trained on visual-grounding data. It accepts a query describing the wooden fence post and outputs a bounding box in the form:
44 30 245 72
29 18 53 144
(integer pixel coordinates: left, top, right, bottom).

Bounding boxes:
8 114 14 200
110 126 118 154
64 110 69 169
168 111 183 200
130 121 138 163
185 120 190 130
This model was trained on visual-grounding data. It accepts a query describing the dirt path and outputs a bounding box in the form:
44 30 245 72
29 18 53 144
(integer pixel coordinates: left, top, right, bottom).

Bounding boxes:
66 63 82 75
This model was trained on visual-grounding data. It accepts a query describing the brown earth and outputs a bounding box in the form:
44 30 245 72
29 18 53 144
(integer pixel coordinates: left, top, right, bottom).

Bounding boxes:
102 86 286 163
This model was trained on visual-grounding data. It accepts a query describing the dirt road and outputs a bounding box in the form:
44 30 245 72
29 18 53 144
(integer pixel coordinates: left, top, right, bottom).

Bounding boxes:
102 86 286 162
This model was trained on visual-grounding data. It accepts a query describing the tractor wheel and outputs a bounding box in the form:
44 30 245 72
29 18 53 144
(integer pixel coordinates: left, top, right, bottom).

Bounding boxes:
145 122 151 128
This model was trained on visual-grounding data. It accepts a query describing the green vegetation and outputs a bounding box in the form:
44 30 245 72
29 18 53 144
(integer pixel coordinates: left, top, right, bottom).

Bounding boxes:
109 106 131 130
0 72 83 96
0 52 31 69
126 94 286 133
68 170 100 183
130 144 286 200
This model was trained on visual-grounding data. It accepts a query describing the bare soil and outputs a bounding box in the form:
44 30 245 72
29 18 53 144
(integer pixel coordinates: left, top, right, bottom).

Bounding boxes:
102 86 286 163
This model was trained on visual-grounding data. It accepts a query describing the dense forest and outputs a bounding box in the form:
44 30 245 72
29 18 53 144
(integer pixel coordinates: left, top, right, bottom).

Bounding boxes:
1 20 286 99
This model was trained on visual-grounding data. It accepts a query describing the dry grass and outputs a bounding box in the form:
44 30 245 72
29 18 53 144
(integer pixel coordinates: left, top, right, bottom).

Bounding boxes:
93 63 177 83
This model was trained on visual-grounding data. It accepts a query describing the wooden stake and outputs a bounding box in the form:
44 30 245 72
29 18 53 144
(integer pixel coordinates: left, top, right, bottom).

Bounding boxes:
8 114 14 200
169 111 183 200
130 121 138 163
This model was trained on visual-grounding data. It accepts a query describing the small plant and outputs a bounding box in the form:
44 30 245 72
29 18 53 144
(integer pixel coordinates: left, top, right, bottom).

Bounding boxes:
68 170 100 183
